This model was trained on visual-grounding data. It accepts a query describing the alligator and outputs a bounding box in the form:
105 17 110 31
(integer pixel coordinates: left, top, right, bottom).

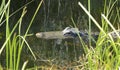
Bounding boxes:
36 27 120 46
62 27 120 40
36 27 120 40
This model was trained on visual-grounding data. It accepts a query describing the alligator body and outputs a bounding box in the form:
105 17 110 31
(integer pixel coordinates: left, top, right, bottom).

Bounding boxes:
36 27 120 40
62 27 120 40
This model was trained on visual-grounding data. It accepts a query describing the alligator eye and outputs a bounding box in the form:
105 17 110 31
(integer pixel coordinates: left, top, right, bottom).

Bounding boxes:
63 32 72 36
63 33 70 37
66 32 72 34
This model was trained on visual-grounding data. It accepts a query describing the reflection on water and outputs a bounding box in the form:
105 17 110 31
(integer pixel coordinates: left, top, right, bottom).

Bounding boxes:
23 35 85 68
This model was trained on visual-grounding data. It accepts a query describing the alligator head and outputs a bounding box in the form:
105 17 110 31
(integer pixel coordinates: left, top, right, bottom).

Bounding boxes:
62 27 80 37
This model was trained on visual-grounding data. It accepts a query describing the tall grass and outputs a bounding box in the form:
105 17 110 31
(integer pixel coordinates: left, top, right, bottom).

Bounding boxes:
88 0 91 47
78 0 120 69
0 0 43 69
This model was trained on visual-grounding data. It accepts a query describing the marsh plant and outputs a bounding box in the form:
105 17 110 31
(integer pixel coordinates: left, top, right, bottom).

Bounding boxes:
0 0 43 69
78 0 120 69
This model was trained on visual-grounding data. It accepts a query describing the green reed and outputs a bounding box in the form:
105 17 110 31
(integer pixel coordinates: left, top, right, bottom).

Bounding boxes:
0 0 43 69
78 0 120 69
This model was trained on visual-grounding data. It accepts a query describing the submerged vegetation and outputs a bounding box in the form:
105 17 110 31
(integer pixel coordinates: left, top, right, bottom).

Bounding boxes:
0 0 120 70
